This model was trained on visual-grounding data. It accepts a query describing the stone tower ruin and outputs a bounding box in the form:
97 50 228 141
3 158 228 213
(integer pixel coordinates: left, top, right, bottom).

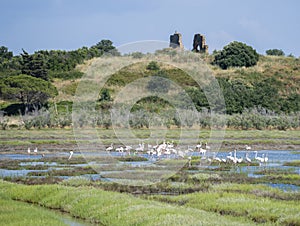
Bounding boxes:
169 31 184 49
192 34 208 53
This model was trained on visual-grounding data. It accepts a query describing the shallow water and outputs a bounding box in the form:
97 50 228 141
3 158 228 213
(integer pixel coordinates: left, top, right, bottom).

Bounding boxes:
264 183 300 192
1 150 300 192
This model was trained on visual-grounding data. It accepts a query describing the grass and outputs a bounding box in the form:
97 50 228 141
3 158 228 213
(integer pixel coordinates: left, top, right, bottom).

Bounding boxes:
0 180 255 226
283 160 300 167
147 183 300 225
1 128 299 150
0 194 68 226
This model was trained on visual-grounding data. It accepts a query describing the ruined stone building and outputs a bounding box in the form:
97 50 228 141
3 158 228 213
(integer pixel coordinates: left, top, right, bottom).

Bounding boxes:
169 31 184 49
169 32 208 53
192 34 208 53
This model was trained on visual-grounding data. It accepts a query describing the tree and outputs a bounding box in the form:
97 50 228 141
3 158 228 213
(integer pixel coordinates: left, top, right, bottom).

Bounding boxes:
266 49 285 56
0 74 57 112
213 41 259 69
0 46 13 61
89 39 120 57
21 50 48 80
0 46 14 71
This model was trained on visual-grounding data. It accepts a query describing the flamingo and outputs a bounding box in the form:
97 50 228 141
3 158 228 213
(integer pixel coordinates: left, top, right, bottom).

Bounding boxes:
199 148 207 155
116 146 124 155
264 153 269 163
135 142 145 152
196 142 202 151
260 154 269 166
186 145 194 153
245 152 252 165
68 151 73 160
106 143 114 152
213 152 222 163
226 152 234 162
254 151 264 162
205 142 211 151
234 150 243 163
245 145 251 151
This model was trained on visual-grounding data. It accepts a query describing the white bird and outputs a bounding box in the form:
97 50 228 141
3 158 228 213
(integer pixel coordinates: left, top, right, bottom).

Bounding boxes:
254 151 264 162
196 142 202 151
213 152 222 163
226 152 234 162
116 146 124 154
245 152 252 164
186 145 194 152
263 153 269 163
177 150 185 158
33 147 38 154
199 148 207 155
68 151 74 160
27 148 31 155
135 142 145 152
245 145 252 151
205 142 211 150
106 143 114 152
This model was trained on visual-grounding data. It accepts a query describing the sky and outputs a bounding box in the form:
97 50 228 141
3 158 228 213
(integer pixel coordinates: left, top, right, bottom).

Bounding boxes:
1 0 300 56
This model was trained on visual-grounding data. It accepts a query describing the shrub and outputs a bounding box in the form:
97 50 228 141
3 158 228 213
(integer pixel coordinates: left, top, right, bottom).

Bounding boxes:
266 49 285 56
213 41 259 69
146 61 160 70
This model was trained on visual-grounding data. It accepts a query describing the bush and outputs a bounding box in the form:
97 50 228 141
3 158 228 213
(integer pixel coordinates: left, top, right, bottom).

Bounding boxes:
213 41 259 69
130 52 144 59
266 49 285 56
146 61 160 70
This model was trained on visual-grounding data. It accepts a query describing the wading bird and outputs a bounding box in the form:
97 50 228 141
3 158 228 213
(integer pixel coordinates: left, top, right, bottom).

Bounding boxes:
245 152 252 165
106 143 114 152
68 151 74 160
27 148 31 155
245 145 251 151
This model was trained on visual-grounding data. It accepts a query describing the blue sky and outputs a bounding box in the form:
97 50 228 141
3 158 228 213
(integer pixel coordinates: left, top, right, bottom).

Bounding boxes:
2 0 300 56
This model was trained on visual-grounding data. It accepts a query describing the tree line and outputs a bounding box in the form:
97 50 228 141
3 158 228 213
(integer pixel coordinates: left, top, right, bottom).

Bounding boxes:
0 40 119 113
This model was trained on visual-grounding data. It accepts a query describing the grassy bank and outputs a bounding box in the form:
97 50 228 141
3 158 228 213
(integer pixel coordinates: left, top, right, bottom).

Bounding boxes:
0 194 68 226
0 128 299 151
147 183 300 225
0 180 255 226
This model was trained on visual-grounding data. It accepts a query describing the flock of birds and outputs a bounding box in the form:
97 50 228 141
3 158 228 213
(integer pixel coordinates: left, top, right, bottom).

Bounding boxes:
26 142 269 166
105 141 269 166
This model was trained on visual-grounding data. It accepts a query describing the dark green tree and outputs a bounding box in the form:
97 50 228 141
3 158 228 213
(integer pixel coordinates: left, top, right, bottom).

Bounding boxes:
0 74 57 112
0 46 14 71
90 39 120 57
213 41 259 69
21 50 48 80
266 49 285 56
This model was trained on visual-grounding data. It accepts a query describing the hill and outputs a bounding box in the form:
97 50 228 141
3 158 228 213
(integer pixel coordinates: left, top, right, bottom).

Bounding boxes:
0 48 299 130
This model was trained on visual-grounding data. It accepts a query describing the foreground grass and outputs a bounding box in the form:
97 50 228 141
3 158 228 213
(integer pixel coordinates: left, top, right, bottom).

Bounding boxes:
0 180 254 226
148 183 300 225
0 195 67 226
